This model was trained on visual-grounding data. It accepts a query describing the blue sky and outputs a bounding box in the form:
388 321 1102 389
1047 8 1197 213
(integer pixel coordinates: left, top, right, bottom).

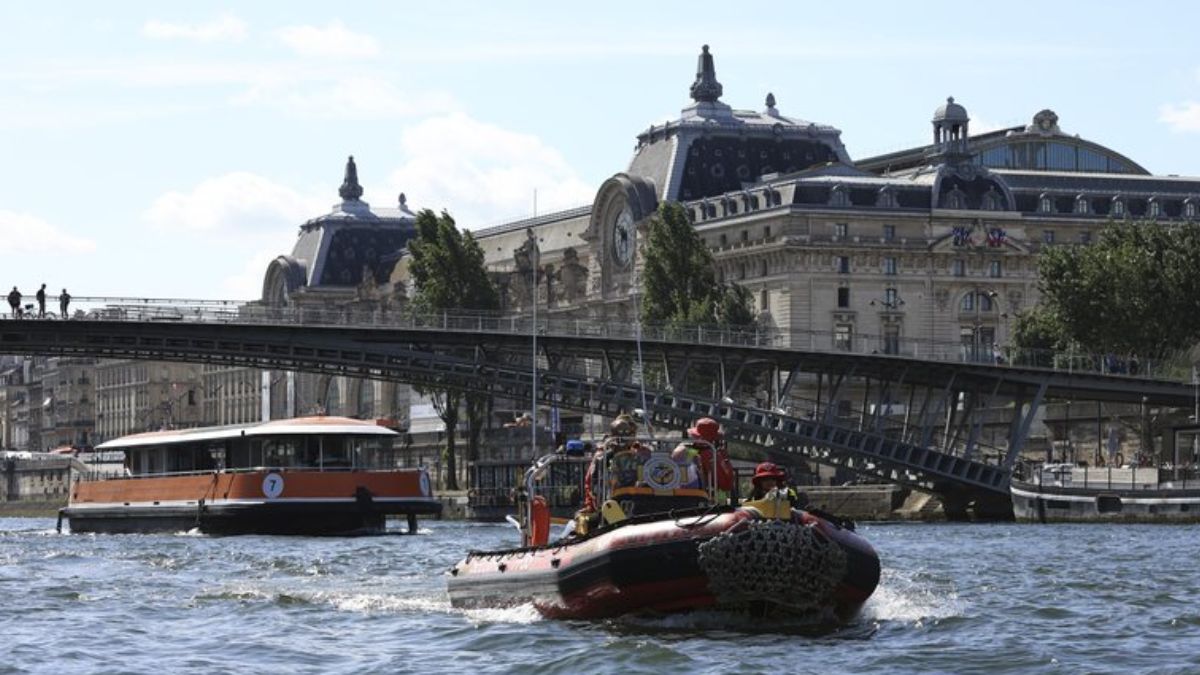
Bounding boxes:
2 1 1200 300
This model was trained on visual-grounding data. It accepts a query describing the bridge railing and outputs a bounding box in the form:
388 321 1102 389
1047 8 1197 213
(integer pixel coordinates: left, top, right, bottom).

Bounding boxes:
0 296 1184 382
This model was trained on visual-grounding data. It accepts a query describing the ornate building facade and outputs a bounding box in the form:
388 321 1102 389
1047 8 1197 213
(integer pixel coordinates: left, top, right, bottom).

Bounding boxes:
453 45 1200 369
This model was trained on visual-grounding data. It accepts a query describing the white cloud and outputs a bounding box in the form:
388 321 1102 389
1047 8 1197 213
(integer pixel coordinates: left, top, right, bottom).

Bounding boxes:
273 21 380 59
143 172 327 233
230 76 456 120
1159 102 1200 132
219 245 287 300
142 14 248 43
386 113 594 229
968 114 1013 136
0 210 96 254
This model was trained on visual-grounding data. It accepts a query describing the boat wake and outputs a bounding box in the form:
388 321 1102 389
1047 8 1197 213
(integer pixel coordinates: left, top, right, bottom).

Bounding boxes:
462 603 544 625
862 568 962 626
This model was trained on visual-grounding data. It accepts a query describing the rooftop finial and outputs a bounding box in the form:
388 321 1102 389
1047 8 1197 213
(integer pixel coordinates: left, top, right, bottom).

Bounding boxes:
689 44 723 103
766 92 776 109
339 155 363 201
398 192 407 208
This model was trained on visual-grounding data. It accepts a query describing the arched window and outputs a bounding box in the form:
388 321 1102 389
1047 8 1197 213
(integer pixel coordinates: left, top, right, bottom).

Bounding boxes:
943 188 965 210
1186 199 1198 219
876 187 896 208
961 291 995 312
1111 196 1125 217
982 189 1002 211
1075 195 1090 214
1149 198 1162 218
1038 193 1053 213
829 185 850 207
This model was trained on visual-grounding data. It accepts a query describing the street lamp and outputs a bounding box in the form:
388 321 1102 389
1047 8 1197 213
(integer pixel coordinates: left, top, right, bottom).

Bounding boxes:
869 292 905 355
964 289 998 363
527 228 539 458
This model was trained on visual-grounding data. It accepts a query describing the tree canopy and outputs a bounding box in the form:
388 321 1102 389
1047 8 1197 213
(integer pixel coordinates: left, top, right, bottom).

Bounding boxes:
641 201 756 328
1016 220 1200 358
405 209 499 490
407 209 499 314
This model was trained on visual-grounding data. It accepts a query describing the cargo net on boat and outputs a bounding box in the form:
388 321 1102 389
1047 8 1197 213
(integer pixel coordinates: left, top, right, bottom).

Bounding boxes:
698 520 846 613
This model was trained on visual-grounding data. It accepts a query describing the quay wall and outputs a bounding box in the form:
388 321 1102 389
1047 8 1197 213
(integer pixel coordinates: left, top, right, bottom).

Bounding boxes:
1 457 77 514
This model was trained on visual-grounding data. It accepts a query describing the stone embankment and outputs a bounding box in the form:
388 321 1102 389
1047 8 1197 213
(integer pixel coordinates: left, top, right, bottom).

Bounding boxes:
1 456 78 517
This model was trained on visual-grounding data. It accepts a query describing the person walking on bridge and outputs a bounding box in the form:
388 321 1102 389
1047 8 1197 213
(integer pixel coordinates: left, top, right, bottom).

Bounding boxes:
36 284 46 318
59 288 71 319
7 286 20 318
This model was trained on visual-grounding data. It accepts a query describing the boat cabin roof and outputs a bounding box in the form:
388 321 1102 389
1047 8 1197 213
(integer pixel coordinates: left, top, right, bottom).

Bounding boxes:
96 416 399 450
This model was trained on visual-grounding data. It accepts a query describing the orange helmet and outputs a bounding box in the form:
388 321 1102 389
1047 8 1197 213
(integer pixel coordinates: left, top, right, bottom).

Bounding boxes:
687 417 722 444
752 462 787 485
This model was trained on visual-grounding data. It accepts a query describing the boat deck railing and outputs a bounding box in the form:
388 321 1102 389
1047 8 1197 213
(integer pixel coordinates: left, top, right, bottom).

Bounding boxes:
1016 462 1200 491
78 465 424 482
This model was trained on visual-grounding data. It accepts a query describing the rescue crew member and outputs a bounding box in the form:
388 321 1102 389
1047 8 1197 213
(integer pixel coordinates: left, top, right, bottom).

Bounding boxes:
671 417 735 503
745 461 809 508
581 413 640 513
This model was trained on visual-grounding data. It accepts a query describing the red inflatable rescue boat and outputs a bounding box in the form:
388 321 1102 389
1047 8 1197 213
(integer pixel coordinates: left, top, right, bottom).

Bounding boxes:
447 441 880 622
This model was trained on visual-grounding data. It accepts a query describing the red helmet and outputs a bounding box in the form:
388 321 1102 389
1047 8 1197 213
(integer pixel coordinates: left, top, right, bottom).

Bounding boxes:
687 417 722 444
752 462 787 484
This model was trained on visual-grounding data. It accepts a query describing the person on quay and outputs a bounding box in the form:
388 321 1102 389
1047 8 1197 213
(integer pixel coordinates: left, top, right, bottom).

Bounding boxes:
36 284 46 318
744 461 808 508
59 288 71 319
671 417 735 503
7 287 20 318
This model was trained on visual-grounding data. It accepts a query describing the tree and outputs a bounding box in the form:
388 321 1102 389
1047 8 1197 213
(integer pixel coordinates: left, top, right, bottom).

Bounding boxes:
640 201 759 401
407 209 499 490
641 201 755 328
1019 220 1200 359
1017 220 1200 460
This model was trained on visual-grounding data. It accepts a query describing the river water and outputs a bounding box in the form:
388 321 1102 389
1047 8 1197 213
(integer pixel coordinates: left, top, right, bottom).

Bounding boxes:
1 518 1198 674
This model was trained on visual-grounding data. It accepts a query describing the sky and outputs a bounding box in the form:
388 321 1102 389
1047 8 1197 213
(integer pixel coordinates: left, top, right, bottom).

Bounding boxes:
2 1 1200 301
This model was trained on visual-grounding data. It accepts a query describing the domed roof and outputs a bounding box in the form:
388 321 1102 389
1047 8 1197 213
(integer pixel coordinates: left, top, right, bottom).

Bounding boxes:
933 96 969 124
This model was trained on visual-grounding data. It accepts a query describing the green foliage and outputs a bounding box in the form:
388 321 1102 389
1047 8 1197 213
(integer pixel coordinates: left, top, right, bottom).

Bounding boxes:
1011 306 1068 367
406 209 499 490
641 201 756 328
407 209 499 313
1027 221 1200 358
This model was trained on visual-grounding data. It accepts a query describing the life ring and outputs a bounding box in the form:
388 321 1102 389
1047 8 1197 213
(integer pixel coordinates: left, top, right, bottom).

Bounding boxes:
642 455 681 491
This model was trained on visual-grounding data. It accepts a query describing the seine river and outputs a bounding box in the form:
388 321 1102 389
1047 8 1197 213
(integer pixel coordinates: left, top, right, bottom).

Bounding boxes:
1 518 1198 674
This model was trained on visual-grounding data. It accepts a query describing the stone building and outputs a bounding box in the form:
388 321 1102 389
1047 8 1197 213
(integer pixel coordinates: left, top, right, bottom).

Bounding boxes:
94 360 204 442
38 357 97 450
255 155 416 426
462 46 1200 365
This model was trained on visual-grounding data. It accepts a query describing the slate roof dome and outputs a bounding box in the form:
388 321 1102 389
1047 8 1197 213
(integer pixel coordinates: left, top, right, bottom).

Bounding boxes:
933 96 969 124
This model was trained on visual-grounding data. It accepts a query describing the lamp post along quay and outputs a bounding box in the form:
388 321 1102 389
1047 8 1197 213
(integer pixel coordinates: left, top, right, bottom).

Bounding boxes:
528 228 539 458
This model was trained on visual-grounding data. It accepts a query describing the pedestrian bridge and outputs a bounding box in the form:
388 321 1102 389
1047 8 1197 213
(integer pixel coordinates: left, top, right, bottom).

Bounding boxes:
3 297 1193 517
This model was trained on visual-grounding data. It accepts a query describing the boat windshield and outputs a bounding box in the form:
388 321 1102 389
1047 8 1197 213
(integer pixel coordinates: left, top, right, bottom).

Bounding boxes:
117 433 401 477
593 437 722 506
